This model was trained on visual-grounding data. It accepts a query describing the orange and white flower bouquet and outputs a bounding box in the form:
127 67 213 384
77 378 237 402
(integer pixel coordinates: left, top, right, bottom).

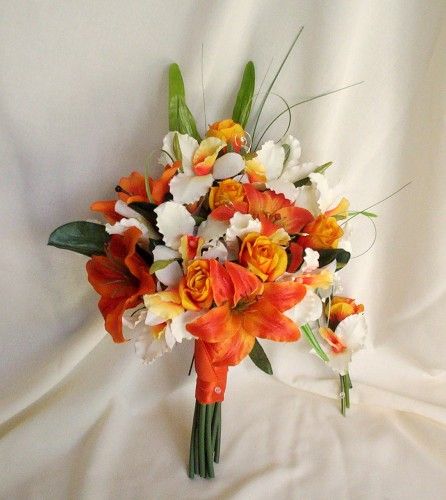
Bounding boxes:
49 31 371 479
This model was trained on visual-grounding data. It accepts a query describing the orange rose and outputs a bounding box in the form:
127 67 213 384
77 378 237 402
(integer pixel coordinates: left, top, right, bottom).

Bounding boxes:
326 296 364 329
207 119 244 146
239 232 287 282
179 259 213 310
299 215 343 249
209 179 246 209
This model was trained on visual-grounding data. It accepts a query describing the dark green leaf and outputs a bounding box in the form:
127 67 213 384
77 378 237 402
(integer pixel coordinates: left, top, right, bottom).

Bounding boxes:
150 259 177 274
294 177 312 187
249 339 273 375
317 249 351 270
232 61 255 128
282 143 291 164
48 221 109 256
168 64 201 141
128 201 157 225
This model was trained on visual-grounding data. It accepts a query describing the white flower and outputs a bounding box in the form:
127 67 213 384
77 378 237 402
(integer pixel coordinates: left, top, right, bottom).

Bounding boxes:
201 240 228 261
169 172 214 205
225 213 262 242
323 314 367 375
106 200 159 240
293 185 319 215
301 249 319 272
154 201 195 249
152 245 182 287
159 132 198 172
284 289 323 325
197 217 228 242
309 172 344 215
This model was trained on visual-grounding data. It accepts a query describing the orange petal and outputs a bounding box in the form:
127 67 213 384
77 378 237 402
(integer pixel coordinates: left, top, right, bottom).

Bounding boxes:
210 202 249 221
208 329 255 366
86 255 135 298
90 200 121 223
242 301 301 342
186 305 241 343
260 282 307 313
224 261 260 305
275 206 314 234
118 171 147 202
150 162 180 205
209 259 234 306
287 242 304 272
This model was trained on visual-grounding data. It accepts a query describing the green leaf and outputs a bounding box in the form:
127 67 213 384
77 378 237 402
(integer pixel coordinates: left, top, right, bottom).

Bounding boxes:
314 161 333 174
150 259 177 274
317 248 351 270
301 324 329 362
249 339 273 375
172 132 182 161
232 61 255 128
128 201 157 225
48 221 109 256
168 63 201 141
347 210 378 218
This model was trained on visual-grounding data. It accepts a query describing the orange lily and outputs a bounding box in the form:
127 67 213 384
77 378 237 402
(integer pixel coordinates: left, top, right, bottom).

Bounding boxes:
210 184 313 236
91 171 149 222
186 260 306 366
149 161 180 205
86 227 156 343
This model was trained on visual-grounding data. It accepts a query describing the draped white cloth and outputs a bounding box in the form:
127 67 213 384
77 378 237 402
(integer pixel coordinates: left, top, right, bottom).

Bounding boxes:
1 1 445 498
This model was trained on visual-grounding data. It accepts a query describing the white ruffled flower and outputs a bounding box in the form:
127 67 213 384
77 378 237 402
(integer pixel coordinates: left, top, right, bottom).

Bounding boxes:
105 200 159 241
225 213 262 242
159 131 198 171
154 201 195 250
322 314 367 375
152 245 182 287
283 288 323 325
201 240 228 261
197 217 229 242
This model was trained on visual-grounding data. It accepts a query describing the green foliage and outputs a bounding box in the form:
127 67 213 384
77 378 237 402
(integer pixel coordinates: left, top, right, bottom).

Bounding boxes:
169 63 201 141
232 61 255 128
48 221 109 257
249 339 273 375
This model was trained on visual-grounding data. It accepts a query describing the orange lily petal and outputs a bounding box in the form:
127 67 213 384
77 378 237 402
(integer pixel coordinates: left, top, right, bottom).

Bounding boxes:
90 200 121 223
224 261 260 305
186 304 241 343
287 242 304 272
242 301 301 342
118 171 148 203
210 202 249 221
150 162 180 205
209 259 234 306
207 329 255 366
260 282 307 313
275 206 313 234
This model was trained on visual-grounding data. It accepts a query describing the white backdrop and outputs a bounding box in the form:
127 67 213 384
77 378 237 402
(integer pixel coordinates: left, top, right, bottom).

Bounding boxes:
1 1 446 498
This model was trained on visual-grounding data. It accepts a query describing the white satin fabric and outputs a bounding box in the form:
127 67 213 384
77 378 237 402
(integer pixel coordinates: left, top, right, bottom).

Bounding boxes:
1 1 445 498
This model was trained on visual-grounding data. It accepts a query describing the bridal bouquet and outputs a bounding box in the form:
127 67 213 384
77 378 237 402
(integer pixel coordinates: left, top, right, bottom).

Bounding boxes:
49 31 370 479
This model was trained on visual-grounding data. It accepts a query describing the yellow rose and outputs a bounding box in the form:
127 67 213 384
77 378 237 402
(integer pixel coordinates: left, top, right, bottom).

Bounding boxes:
179 259 213 310
207 119 244 145
239 232 287 282
299 215 343 249
209 179 246 209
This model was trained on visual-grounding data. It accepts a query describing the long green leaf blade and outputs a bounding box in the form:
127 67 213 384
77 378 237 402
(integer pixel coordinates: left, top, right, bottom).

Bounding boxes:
48 221 109 256
301 323 329 362
232 61 255 128
168 63 201 141
249 339 273 375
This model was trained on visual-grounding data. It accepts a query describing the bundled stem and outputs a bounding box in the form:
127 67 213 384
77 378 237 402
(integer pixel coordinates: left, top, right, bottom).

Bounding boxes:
188 402 222 479
339 373 352 416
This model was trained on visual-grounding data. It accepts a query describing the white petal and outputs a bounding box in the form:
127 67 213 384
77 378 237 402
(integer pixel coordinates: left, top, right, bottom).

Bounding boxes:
122 307 147 339
145 310 166 326
280 161 316 184
169 173 213 204
301 249 320 272
201 240 228 261
114 200 141 219
335 313 367 353
294 185 319 215
159 131 198 173
197 217 228 242
226 212 261 242
267 179 300 202
309 172 341 214
213 153 245 179
281 135 301 167
164 324 177 349
284 289 322 325
326 351 351 375
154 201 195 249
170 310 202 342
152 246 183 287
134 330 170 364
106 217 149 241
255 140 285 181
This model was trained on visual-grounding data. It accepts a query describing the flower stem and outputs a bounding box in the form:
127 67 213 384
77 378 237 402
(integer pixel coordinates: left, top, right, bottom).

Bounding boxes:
214 403 221 463
198 404 206 477
188 403 197 478
302 324 329 362
205 404 215 478
339 375 346 416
